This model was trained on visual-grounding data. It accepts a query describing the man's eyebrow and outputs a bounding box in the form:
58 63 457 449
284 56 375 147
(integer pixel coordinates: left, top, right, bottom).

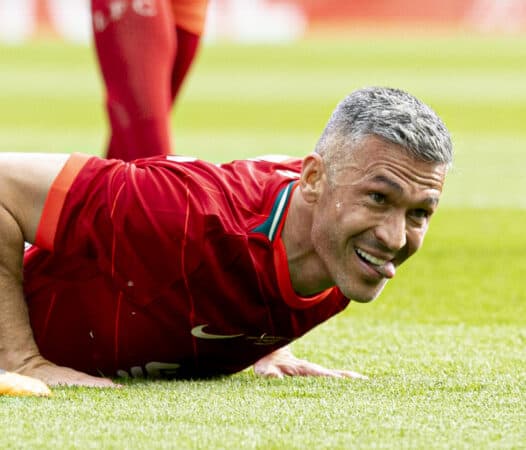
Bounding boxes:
371 175 440 207
371 175 403 193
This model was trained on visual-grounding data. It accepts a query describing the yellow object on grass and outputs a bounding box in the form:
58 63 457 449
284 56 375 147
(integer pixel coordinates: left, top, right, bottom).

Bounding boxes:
0 369 52 397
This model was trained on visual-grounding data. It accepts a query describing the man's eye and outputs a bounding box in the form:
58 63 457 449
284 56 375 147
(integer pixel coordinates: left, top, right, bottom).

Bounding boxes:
370 192 386 204
411 209 430 220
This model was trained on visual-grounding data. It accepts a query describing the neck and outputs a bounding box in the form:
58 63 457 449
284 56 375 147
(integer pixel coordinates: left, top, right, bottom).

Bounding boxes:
281 189 334 296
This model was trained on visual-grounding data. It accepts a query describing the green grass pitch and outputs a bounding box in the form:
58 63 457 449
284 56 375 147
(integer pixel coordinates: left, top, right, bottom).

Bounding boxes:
1 32 525 449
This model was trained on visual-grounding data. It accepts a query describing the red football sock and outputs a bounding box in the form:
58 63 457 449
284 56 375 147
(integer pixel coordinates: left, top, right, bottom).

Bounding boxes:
92 0 176 161
171 26 201 102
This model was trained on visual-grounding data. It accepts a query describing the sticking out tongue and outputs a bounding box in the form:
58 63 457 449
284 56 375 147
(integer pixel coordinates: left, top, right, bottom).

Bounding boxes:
375 261 396 279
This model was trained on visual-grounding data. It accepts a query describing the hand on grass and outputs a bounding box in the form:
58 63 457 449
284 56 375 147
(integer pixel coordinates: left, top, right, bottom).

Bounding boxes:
16 355 119 388
253 346 368 379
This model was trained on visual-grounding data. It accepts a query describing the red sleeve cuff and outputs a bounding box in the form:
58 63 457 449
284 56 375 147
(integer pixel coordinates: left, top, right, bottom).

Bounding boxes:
34 153 93 251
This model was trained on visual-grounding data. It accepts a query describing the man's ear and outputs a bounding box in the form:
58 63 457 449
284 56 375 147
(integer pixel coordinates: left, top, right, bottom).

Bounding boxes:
300 153 326 203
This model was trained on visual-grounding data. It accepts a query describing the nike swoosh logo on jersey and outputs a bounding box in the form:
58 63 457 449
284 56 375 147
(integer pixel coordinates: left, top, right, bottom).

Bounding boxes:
191 324 244 340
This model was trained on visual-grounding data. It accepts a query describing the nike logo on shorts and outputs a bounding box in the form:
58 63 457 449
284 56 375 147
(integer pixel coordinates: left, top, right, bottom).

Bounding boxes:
191 324 244 340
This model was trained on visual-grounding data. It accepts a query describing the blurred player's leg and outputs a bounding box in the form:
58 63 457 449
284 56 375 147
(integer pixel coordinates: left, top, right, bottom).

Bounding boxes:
0 368 52 397
170 25 201 102
91 0 176 161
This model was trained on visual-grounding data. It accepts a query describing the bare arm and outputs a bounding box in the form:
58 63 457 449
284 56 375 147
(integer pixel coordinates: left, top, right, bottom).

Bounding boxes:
0 153 116 387
253 346 367 379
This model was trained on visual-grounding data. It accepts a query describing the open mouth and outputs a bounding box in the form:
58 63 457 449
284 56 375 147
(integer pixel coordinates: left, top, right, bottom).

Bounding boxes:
355 247 396 279
355 248 388 266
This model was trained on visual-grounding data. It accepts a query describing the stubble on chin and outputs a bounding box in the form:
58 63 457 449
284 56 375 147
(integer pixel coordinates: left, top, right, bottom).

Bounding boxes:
340 278 388 303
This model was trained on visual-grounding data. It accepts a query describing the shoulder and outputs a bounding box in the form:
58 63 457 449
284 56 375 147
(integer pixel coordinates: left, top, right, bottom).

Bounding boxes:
156 154 301 193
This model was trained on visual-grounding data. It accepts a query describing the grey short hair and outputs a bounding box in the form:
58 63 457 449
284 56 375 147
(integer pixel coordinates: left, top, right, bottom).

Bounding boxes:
315 87 453 180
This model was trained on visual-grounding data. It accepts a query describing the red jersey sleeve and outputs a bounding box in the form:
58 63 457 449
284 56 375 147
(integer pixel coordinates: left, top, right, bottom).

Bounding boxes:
35 154 205 304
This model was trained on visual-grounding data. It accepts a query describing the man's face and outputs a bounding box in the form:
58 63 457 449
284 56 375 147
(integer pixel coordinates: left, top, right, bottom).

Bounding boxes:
309 136 447 302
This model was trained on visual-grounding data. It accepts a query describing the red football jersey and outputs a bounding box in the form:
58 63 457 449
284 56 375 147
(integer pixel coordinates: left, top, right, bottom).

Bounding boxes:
24 154 350 378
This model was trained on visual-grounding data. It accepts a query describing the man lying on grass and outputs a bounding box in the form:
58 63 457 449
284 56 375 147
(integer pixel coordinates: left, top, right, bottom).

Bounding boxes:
0 87 452 390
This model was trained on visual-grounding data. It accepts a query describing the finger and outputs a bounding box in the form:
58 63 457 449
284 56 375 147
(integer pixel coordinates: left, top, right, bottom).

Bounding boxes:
254 365 284 379
336 370 369 380
48 375 119 388
286 363 367 379
304 366 345 378
281 362 343 378
28 365 120 388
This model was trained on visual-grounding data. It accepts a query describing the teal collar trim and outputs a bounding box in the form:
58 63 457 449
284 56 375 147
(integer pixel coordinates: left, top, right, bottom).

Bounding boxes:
252 181 295 242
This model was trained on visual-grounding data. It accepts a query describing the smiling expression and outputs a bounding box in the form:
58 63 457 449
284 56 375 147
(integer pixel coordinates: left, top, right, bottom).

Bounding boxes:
308 136 447 302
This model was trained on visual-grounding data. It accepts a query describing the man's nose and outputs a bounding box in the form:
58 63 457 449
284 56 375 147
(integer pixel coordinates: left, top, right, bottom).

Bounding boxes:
374 213 407 251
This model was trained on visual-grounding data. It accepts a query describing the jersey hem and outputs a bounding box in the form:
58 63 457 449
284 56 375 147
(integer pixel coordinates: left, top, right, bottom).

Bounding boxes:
171 0 209 35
